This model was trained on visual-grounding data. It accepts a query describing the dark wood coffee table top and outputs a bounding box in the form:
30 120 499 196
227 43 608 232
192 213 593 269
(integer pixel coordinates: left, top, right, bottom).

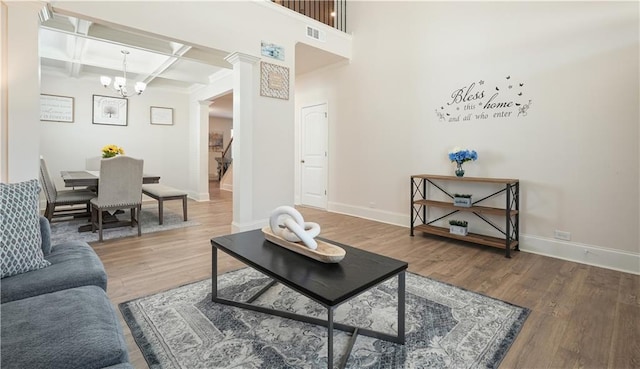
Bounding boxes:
211 229 408 307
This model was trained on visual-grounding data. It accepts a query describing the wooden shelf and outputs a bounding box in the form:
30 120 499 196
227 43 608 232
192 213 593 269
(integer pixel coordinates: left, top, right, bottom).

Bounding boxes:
413 199 519 216
412 174 519 185
414 224 519 250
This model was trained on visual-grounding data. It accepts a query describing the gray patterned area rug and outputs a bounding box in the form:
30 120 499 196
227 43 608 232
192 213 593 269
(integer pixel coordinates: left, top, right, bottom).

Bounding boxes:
120 268 529 369
50 206 199 244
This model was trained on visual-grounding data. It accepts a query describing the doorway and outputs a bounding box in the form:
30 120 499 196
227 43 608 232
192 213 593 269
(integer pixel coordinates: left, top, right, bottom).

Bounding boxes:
300 103 328 209
208 92 234 198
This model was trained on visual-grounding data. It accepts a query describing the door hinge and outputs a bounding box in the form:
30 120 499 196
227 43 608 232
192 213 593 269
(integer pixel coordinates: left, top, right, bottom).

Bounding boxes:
324 190 327 195
324 112 327 118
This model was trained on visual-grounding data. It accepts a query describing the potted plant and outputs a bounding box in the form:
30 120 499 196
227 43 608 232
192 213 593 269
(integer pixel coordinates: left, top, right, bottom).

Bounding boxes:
453 193 473 207
449 219 468 236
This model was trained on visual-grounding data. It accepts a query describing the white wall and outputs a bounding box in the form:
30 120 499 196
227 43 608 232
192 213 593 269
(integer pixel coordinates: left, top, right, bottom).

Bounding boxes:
2 1 41 183
0 2 7 181
40 74 191 192
296 1 640 273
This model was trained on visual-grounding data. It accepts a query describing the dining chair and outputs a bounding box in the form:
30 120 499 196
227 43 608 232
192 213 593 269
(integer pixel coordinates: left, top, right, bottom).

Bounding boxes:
90 156 144 242
39 157 97 222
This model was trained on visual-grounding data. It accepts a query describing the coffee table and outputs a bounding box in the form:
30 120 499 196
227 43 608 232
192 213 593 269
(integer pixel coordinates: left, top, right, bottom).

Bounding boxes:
211 229 408 369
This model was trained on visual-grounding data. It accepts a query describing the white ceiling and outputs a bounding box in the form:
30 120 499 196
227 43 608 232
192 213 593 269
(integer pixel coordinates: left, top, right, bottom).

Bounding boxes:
39 14 230 91
39 12 348 119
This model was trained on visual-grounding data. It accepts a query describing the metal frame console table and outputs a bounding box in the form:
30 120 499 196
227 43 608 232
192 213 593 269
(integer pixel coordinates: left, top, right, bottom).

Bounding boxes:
410 174 520 258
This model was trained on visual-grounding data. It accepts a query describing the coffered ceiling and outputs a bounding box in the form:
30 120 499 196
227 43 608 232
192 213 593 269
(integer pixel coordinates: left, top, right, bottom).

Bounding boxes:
39 13 230 94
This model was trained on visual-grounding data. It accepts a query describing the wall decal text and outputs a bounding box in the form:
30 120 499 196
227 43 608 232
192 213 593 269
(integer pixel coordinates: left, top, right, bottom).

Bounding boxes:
436 76 532 122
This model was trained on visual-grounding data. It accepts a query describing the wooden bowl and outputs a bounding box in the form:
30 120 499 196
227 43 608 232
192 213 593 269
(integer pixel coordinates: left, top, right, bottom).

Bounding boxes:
262 227 346 263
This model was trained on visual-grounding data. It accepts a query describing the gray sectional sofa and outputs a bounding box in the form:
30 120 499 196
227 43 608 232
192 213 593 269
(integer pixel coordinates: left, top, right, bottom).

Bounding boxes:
1 217 133 369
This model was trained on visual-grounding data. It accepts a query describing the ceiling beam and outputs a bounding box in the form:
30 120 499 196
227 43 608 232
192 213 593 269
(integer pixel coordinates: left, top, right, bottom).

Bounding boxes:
40 25 229 69
66 18 91 78
141 44 192 85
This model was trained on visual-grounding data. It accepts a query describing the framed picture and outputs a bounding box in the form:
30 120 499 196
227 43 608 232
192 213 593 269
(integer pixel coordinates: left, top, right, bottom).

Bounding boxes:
209 131 224 152
92 95 128 126
150 106 174 125
260 62 289 100
261 41 285 61
40 94 74 123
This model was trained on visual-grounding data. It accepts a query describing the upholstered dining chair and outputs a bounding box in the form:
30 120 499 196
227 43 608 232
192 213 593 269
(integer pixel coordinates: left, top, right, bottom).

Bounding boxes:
90 156 144 242
39 157 97 222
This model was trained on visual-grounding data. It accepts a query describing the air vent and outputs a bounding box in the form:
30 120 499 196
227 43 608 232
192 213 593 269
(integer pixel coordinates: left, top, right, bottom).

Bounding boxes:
306 25 326 42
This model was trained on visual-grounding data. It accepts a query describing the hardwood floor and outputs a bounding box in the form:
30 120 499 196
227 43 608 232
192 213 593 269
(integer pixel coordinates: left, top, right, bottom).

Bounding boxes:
92 181 639 369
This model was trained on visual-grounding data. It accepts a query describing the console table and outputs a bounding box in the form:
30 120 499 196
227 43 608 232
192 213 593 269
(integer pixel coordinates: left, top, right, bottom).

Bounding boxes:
410 174 519 257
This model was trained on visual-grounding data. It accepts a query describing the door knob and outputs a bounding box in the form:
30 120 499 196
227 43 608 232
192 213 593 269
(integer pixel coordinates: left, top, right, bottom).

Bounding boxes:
301 160 305 163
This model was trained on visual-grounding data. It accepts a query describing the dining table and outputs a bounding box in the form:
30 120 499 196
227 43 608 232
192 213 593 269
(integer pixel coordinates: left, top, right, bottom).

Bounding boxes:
61 170 160 188
60 170 161 232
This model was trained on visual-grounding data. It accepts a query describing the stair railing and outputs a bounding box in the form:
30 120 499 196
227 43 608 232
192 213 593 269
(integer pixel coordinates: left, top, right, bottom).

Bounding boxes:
217 137 233 179
272 0 347 32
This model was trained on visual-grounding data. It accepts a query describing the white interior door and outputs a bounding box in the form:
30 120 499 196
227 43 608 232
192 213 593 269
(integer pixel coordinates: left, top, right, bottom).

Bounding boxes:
300 104 328 209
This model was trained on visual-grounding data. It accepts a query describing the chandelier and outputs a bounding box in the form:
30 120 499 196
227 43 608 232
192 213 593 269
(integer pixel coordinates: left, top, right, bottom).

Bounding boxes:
100 50 146 97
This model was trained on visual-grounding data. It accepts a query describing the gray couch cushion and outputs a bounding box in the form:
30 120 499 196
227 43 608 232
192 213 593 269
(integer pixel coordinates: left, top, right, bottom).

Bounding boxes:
0 241 107 303
0 179 51 278
1 285 130 369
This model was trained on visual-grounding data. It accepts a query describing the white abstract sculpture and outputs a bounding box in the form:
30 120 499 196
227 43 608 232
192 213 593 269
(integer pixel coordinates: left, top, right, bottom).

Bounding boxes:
269 206 321 250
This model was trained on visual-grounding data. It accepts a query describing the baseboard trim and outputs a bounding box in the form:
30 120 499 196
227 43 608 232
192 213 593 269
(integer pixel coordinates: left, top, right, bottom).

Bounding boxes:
325 202 639 275
220 183 233 192
327 201 408 228
520 235 639 275
188 191 210 202
231 218 268 233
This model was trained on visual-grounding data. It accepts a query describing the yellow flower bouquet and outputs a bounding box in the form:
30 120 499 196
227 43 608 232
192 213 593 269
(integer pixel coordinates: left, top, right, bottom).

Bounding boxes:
102 144 125 158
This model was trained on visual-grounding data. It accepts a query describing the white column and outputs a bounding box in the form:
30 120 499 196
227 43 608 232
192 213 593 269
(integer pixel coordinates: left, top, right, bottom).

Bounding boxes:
0 2 7 181
224 52 260 232
196 100 211 201
2 2 41 182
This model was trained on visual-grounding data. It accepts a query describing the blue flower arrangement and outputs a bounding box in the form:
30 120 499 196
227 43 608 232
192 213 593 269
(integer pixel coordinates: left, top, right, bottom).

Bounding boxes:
448 147 478 177
448 148 478 164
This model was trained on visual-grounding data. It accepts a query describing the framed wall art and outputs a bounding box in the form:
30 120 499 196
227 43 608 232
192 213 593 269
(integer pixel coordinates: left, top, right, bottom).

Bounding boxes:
261 41 285 61
260 61 289 100
40 94 74 123
209 131 224 152
150 106 174 125
92 95 128 126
